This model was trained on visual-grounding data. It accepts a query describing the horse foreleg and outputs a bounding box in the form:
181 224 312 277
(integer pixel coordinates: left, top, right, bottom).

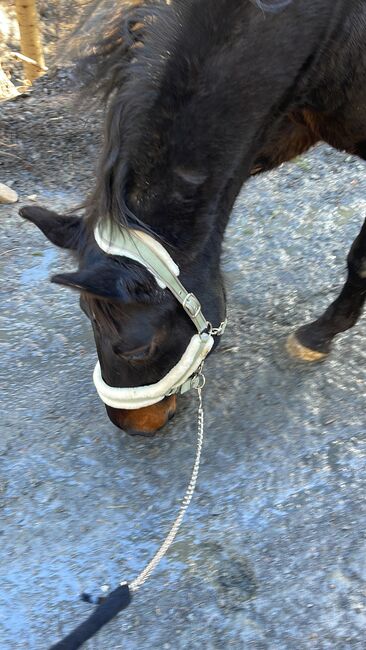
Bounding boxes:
287 218 366 361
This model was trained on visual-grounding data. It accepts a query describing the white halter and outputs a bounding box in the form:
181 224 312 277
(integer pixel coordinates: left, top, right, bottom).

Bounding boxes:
93 221 226 409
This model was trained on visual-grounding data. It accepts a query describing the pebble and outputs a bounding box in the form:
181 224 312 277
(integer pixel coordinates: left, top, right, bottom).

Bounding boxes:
0 182 18 204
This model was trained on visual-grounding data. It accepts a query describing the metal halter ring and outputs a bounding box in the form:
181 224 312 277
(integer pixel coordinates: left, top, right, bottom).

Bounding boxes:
191 372 206 390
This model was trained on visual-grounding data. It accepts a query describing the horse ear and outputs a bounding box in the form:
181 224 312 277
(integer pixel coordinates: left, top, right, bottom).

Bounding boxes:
19 206 82 250
51 266 127 300
51 263 157 303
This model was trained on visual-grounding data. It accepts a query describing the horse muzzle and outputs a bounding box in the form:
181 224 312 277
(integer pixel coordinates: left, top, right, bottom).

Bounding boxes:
105 395 177 436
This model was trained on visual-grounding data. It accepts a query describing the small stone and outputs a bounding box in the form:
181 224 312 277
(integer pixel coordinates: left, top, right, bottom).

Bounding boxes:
26 194 38 201
0 182 18 204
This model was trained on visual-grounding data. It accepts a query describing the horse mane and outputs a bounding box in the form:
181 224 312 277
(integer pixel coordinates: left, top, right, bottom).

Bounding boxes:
82 0 292 235
82 1 177 234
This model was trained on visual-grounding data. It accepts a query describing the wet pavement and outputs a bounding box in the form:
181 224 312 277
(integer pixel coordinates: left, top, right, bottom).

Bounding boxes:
1 144 366 649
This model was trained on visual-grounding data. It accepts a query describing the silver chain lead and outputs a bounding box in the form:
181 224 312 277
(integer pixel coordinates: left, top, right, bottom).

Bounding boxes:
208 318 228 337
115 320 225 594
129 383 205 592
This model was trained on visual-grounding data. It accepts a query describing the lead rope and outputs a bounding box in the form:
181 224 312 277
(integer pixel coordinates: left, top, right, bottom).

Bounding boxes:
50 323 228 649
131 378 205 591
49 320 227 650
50 377 206 650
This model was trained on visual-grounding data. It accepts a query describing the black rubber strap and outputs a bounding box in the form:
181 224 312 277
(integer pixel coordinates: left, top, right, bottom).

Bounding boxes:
49 583 132 650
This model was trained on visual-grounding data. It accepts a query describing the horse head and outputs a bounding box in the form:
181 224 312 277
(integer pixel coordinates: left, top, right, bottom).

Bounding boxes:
20 203 226 435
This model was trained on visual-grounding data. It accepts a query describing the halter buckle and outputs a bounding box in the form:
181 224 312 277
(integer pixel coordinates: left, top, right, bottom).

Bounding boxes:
183 293 202 319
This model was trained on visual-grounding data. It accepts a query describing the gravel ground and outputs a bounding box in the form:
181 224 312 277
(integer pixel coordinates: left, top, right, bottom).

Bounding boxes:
1 75 366 649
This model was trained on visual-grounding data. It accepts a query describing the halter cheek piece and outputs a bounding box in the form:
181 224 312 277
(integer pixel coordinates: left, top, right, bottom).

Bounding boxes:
93 221 227 409
50 222 227 650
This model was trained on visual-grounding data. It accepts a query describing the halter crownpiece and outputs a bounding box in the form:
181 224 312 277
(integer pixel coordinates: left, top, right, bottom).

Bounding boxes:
93 220 227 409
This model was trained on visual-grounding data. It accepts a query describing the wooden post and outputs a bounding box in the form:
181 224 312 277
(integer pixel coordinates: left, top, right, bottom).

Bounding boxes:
15 0 45 84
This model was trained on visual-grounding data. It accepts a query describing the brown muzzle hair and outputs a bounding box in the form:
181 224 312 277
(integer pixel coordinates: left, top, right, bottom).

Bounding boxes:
105 395 177 435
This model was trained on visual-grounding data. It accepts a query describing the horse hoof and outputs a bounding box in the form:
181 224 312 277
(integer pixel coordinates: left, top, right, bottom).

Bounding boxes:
286 332 329 362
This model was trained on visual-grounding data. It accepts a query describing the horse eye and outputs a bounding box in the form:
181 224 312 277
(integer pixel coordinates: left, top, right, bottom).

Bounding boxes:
112 342 152 362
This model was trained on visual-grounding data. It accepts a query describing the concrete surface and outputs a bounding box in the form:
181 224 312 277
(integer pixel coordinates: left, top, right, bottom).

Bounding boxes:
1 143 366 649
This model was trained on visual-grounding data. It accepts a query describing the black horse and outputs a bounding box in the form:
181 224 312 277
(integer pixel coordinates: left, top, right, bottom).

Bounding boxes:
21 0 366 435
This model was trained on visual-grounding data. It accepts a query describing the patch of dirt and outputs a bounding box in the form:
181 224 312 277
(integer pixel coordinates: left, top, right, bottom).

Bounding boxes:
0 67 103 202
